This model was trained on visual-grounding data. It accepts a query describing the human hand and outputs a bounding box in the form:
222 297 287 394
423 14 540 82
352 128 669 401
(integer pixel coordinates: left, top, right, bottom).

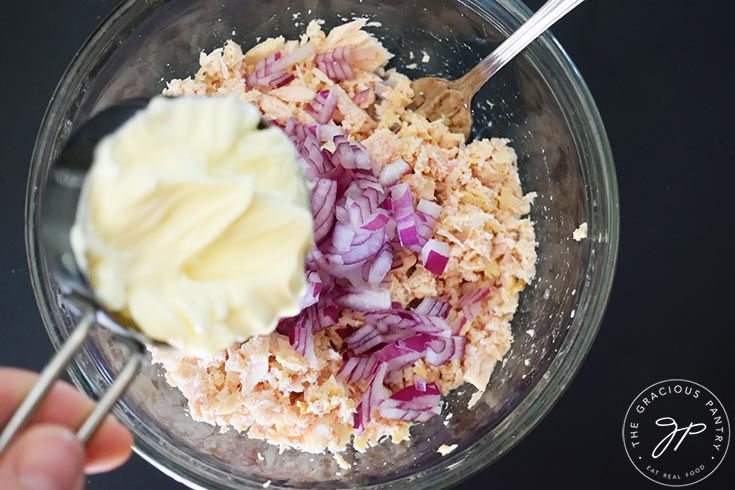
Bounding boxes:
0 367 133 489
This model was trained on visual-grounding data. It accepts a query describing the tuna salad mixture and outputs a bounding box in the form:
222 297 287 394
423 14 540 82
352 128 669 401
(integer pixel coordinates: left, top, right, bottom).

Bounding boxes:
152 19 537 454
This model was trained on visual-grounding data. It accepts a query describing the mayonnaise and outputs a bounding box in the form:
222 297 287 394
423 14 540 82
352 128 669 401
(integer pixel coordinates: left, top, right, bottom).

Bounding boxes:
71 96 313 355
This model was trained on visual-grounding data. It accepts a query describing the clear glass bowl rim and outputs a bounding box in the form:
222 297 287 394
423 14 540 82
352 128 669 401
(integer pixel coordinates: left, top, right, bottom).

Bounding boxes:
25 0 620 488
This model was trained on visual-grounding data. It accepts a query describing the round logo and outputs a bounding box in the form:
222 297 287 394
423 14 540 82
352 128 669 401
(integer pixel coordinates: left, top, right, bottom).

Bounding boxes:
622 379 730 487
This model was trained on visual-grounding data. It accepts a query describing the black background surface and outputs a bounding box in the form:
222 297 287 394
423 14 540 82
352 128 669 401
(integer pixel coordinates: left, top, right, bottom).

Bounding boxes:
1 1 733 488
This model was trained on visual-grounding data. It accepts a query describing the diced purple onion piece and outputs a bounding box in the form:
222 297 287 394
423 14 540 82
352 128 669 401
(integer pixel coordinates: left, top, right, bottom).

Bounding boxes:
391 183 419 247
332 223 356 252
420 239 450 275
416 199 442 219
379 159 411 187
268 72 295 88
367 245 393 287
308 88 340 124
379 382 442 422
337 355 378 384
353 88 373 106
311 179 338 243
412 297 450 318
289 310 316 365
316 46 354 82
457 288 491 321
335 289 392 312
300 270 323 308
246 44 314 87
317 124 343 143
354 362 388 431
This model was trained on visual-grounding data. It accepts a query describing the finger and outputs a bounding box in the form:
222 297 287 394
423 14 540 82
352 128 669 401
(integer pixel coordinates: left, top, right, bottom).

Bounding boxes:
0 368 133 473
83 417 133 475
0 424 85 490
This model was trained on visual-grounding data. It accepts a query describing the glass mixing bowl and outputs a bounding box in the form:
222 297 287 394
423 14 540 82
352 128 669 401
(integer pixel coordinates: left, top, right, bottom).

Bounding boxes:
26 0 619 488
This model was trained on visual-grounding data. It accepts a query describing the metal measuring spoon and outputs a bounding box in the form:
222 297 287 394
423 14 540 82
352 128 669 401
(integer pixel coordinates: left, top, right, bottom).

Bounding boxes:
410 0 585 138
0 98 169 454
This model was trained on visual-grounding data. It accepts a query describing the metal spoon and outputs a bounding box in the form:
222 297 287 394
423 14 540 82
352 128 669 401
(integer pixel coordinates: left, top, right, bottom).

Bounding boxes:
0 97 281 454
410 0 585 138
0 98 165 454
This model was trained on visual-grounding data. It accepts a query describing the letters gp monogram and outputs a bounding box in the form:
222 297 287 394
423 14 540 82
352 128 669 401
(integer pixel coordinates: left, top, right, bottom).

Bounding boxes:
622 379 729 487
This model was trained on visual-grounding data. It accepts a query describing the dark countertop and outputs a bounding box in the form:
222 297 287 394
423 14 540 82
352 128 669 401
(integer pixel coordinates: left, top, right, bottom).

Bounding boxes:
1 1 733 488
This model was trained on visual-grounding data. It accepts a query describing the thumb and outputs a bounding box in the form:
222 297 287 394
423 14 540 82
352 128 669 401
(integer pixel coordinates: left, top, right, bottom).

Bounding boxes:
0 425 85 490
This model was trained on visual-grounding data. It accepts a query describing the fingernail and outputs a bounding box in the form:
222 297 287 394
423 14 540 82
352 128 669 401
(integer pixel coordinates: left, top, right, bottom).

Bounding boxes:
14 427 84 490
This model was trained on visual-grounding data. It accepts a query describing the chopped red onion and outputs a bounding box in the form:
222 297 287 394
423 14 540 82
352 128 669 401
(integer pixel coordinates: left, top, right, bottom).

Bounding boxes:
375 333 465 371
332 223 356 252
349 187 382 216
346 175 384 201
420 239 450 275
300 138 333 178
311 179 338 243
335 289 391 312
276 315 296 336
354 362 388 431
352 88 373 107
338 355 378 385
245 51 280 88
300 270 323 308
307 91 332 124
379 159 411 187
416 199 442 219
412 297 450 318
332 139 372 171
361 211 390 231
379 382 441 423
332 229 386 268
336 325 359 340
287 120 340 180
391 183 419 247
268 72 295 88
353 142 372 170
245 44 315 88
317 123 343 143
273 44 315 71
344 310 451 354
314 304 339 332
308 88 340 124
403 199 441 252
316 46 354 81
284 117 299 137
367 244 393 286
458 288 491 321
289 311 316 365
425 336 465 365
279 113 473 431
339 189 387 233
286 304 338 360
319 165 351 198
411 212 437 252
373 335 429 373
452 315 467 335
365 310 453 334
384 366 405 386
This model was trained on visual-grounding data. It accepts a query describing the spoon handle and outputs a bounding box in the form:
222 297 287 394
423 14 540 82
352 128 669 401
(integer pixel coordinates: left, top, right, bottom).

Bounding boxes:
0 310 144 453
455 0 586 97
